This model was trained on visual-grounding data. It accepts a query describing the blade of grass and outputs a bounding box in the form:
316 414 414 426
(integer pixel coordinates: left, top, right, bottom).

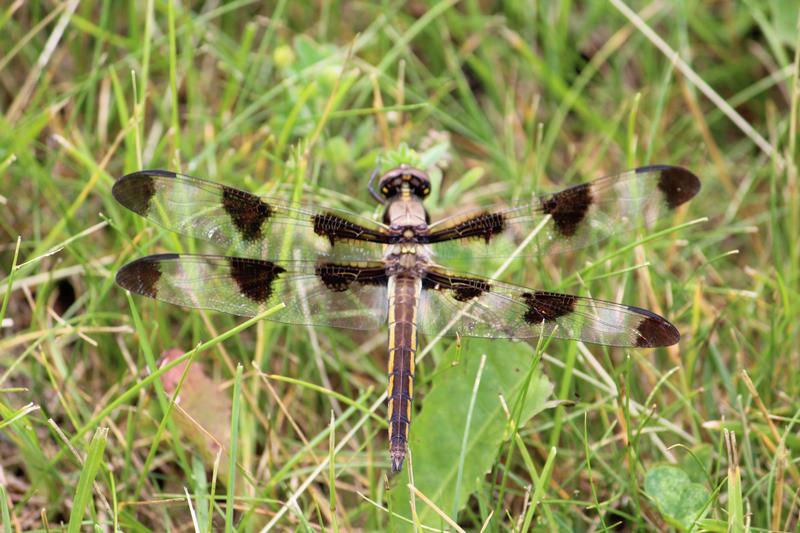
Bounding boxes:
725 429 744 532
265 374 384 423
0 237 21 334
0 483 11 533
521 446 557 531
225 364 244 532
166 0 180 167
409 483 465 533
328 410 340 533
67 427 108 533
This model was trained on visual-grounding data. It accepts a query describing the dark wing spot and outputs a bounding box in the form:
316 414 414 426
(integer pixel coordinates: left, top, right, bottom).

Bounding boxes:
222 186 272 242
228 257 285 303
313 214 342 246
521 291 576 323
423 270 490 301
316 263 389 292
113 171 159 216
467 212 506 243
424 212 506 244
313 213 391 246
116 255 173 298
453 280 489 302
634 313 680 347
639 165 701 209
540 183 593 237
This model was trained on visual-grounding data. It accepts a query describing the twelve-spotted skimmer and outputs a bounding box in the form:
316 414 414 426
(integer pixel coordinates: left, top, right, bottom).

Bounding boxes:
113 163 699 472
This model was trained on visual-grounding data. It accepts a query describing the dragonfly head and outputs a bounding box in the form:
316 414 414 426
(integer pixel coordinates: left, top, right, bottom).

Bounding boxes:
378 164 431 200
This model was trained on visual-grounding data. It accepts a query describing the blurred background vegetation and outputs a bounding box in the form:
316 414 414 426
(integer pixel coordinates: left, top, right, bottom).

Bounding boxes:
1 1 798 531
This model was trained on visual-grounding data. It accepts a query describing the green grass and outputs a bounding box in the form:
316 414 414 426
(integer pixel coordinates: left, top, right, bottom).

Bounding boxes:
1 1 799 530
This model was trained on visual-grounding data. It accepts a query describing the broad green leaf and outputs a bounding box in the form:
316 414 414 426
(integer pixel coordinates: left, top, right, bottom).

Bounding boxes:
644 464 710 531
769 0 800 44
389 339 553 528
679 444 712 484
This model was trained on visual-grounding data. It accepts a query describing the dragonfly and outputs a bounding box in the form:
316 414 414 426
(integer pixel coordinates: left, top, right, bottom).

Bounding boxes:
113 162 700 472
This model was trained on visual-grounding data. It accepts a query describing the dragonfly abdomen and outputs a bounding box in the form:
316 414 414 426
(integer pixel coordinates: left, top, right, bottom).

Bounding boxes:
386 275 421 473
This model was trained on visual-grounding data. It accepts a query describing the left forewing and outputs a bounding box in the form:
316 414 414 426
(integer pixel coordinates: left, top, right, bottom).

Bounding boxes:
112 170 392 261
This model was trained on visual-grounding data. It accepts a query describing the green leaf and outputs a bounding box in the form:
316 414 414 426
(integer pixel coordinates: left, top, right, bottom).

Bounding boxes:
67 427 108 533
389 339 553 528
679 444 713 484
383 143 422 170
769 0 800 44
644 464 710 531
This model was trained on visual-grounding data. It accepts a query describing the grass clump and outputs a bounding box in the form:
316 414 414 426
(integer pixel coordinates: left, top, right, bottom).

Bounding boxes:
1 2 799 530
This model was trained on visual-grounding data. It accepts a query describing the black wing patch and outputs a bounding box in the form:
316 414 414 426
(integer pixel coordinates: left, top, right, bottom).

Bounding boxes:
221 186 273 242
540 183 593 237
422 269 491 302
521 291 577 323
228 257 285 303
116 252 170 299
422 212 506 244
316 262 389 292
653 165 701 208
313 213 393 246
633 314 681 348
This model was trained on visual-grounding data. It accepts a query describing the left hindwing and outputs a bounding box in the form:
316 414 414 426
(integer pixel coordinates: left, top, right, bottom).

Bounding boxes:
116 254 390 330
418 266 679 347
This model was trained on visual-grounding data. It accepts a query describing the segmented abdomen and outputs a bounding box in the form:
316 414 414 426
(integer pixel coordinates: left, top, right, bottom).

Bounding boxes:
386 275 420 473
